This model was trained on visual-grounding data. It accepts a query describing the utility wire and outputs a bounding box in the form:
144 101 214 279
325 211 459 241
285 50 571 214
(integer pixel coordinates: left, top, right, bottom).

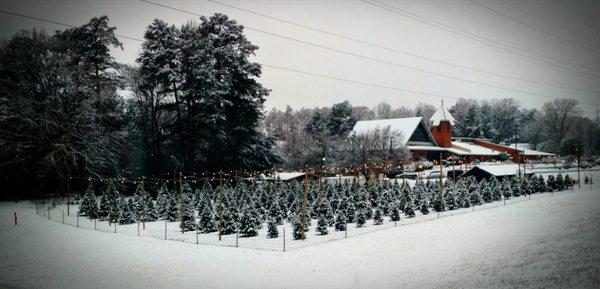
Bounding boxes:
139 0 595 103
469 0 600 55
1 7 596 113
362 0 600 77
0 9 143 42
206 0 599 94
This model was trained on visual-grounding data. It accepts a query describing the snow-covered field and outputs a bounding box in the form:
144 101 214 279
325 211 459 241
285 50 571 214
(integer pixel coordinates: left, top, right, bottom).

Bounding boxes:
1 178 599 288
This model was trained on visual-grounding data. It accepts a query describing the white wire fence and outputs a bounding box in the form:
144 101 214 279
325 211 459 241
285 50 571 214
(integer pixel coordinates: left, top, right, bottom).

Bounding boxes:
34 186 580 252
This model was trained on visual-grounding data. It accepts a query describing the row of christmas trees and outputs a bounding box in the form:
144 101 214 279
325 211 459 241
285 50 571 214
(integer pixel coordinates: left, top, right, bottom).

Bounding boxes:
78 173 574 240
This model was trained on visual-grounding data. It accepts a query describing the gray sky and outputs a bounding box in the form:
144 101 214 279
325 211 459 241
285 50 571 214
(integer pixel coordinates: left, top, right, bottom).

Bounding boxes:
1 0 599 117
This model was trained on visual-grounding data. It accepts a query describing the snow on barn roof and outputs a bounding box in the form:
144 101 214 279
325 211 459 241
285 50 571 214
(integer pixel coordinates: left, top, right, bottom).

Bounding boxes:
429 105 455 126
522 148 555 156
451 141 501 156
350 117 423 145
470 164 524 177
264 172 305 181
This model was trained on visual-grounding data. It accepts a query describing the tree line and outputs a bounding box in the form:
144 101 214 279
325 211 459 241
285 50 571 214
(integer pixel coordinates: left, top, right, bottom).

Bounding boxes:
0 14 280 198
263 98 598 170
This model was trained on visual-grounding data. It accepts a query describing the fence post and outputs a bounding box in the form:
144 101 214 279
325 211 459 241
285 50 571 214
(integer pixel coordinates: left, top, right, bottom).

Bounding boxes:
164 221 167 240
77 213 79 227
36 202 38 215
62 210 65 223
14 212 17 226
47 207 50 220
94 218 97 230
196 229 199 245
115 222 117 233
283 227 286 252
236 230 239 248
137 222 140 236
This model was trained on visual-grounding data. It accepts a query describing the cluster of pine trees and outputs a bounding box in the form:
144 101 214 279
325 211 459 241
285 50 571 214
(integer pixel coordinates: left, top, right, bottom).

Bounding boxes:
77 173 574 239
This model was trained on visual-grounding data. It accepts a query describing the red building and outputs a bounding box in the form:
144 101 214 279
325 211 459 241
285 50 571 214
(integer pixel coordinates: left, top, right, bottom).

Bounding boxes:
351 104 555 163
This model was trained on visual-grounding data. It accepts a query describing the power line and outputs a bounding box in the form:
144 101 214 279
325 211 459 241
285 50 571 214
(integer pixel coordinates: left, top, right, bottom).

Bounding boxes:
205 0 599 95
139 0 596 104
362 0 600 77
1 7 596 114
469 0 600 55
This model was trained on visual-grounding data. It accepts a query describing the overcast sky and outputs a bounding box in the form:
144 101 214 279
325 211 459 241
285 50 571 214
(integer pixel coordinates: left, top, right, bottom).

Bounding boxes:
1 0 599 117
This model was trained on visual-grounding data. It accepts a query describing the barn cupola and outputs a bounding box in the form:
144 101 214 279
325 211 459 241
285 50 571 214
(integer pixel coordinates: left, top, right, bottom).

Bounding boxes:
429 101 455 148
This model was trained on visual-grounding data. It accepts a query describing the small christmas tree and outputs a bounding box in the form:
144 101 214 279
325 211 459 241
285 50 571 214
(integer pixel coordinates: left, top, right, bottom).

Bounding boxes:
346 202 356 223
390 202 401 221
547 175 556 191
316 213 329 235
334 211 347 231
267 217 278 238
98 195 109 220
482 186 493 203
239 204 260 237
144 197 157 221
556 173 565 191
292 217 305 240
373 207 383 225
564 174 573 188
420 199 430 215
156 184 171 219
179 193 196 232
404 199 416 218
118 198 135 225
79 183 98 219
166 197 179 222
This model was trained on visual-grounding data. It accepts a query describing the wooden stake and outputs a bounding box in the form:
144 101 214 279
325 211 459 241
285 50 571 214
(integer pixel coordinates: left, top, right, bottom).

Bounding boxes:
218 171 223 241
179 172 184 234
300 173 308 240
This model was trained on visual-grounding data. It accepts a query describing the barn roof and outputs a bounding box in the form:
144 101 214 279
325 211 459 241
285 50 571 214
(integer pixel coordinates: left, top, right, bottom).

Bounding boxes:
469 164 526 177
350 117 436 145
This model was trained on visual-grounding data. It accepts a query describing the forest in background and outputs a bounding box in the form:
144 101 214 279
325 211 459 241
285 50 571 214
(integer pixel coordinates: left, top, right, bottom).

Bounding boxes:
0 15 598 198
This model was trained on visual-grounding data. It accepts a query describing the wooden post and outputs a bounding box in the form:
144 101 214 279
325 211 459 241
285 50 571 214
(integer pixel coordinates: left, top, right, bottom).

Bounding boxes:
94 218 97 230
62 210 64 223
300 173 308 240
179 172 183 234
66 175 70 216
137 221 140 236
14 212 17 226
577 142 581 188
283 227 286 252
164 220 167 240
218 171 223 241
439 154 444 212
141 177 146 230
76 213 79 227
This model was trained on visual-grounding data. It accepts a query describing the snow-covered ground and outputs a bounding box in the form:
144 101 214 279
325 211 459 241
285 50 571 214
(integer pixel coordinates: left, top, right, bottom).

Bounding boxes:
1 177 599 288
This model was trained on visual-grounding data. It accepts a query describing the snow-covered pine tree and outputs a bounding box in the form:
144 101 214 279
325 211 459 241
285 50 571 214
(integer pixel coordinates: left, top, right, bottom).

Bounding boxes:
239 203 260 237
98 194 109 221
118 197 135 225
144 197 157 221
156 184 170 219
79 183 98 218
482 186 493 203
334 211 347 231
316 213 329 235
292 215 305 240
556 173 565 191
404 198 416 218
196 188 216 233
390 201 401 221
346 200 356 223
470 187 483 206
420 198 430 215
547 175 556 192
267 217 278 238
166 196 179 222
373 207 383 225
564 174 573 188
179 191 195 232
445 190 458 210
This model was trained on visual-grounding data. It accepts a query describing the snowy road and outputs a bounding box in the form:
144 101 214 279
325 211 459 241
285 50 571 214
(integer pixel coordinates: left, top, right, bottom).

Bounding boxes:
1 184 599 289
